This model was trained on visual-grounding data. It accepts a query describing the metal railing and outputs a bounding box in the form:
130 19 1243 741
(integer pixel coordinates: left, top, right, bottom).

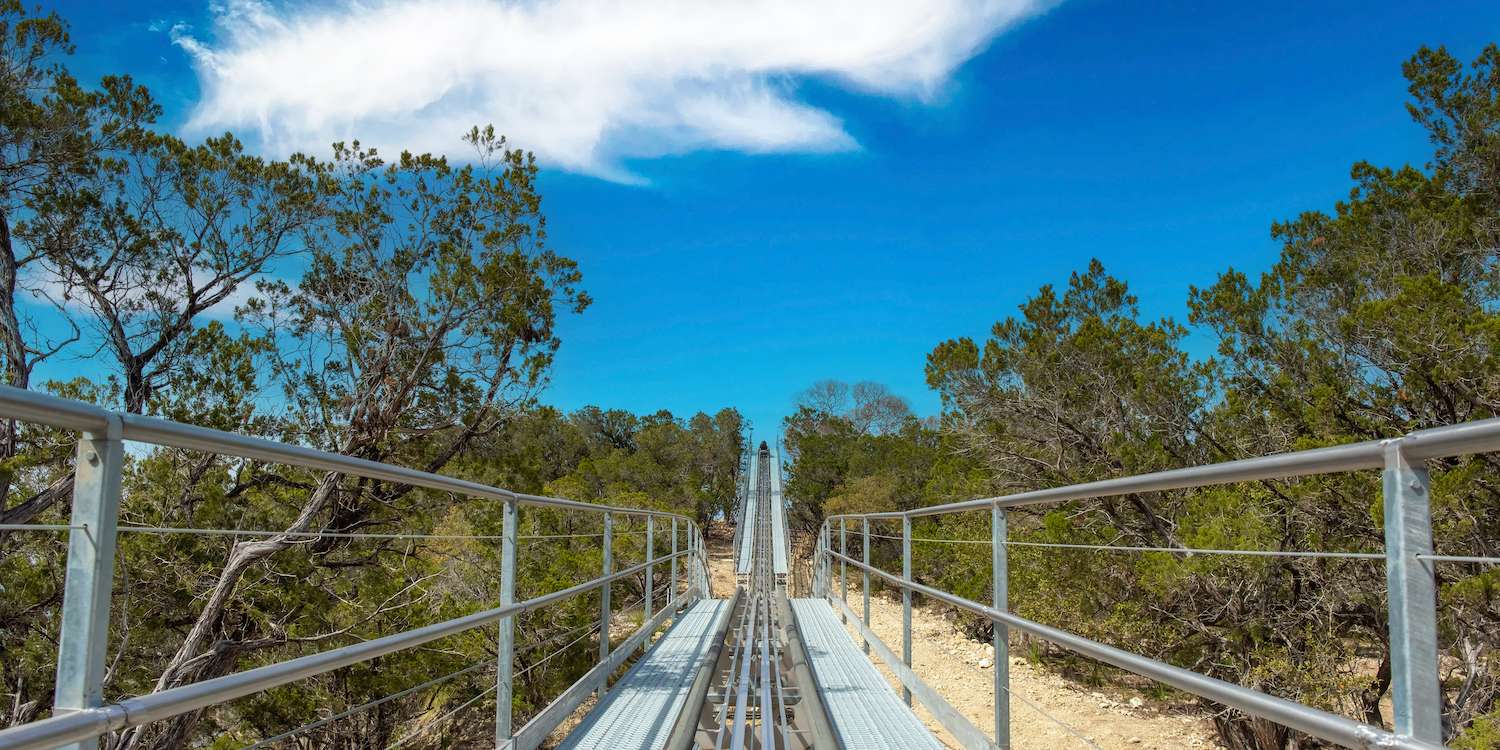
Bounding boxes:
0 385 712 750
815 418 1500 750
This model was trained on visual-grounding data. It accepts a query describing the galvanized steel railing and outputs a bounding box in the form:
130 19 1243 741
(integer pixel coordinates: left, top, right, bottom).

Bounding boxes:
815 418 1500 750
0 385 712 750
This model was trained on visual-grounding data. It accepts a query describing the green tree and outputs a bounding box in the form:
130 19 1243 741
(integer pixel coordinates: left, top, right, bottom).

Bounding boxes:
114 129 587 749
1188 43 1500 745
0 0 157 520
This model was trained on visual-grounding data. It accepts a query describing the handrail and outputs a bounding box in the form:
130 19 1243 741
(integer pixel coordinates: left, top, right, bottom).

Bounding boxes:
0 553 691 750
826 549 1440 750
0 385 713 750
814 418 1500 750
0 385 691 520
824 416 1500 520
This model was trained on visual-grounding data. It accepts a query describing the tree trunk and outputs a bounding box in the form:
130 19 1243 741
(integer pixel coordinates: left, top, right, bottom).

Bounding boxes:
0 209 31 511
116 472 343 750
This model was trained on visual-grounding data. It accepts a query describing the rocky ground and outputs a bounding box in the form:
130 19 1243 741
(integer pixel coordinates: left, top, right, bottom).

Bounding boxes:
838 581 1225 750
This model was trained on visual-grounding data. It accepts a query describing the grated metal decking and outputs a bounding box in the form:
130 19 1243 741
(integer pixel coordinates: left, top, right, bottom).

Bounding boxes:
768 453 788 575
736 451 758 574
559 599 731 750
737 446 789 576
790 599 943 750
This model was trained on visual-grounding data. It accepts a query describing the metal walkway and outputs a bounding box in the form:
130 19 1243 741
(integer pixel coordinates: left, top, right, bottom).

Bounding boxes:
737 442 789 576
559 599 732 750
0 384 1469 750
769 452 789 575
789 599 943 750
736 449 759 573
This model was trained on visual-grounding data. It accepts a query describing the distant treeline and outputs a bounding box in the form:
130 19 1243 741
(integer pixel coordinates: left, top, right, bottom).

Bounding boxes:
784 45 1500 750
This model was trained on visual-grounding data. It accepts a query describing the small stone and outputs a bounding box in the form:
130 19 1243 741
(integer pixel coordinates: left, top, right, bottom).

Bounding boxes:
1128 738 1142 745
1129 697 1145 708
977 657 993 669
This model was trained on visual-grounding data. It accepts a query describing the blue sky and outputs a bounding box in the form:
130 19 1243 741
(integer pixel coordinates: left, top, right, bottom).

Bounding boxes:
38 0 1500 440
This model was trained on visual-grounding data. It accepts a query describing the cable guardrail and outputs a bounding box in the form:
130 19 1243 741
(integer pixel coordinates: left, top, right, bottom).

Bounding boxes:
994 679 1102 750
263 582 679 750
816 418 1500 750
0 384 713 750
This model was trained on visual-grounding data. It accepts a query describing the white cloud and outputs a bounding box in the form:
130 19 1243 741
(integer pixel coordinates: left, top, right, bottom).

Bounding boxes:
174 0 1052 179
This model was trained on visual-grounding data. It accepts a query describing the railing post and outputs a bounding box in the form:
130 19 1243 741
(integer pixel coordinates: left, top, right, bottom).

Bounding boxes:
53 416 124 750
839 519 848 621
902 513 913 707
824 522 833 600
687 523 698 599
670 518 678 607
599 511 613 698
992 503 1011 749
862 518 871 656
1383 442 1441 743
642 519 654 618
644 515 654 654
690 523 701 598
822 522 834 597
496 496 518 746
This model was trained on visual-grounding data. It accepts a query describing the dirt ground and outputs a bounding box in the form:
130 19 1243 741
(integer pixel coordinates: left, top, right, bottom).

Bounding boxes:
706 523 1226 750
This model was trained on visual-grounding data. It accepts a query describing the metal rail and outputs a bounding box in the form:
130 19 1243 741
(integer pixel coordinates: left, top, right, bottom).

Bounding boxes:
0 385 711 750
818 418 1500 750
717 441 793 748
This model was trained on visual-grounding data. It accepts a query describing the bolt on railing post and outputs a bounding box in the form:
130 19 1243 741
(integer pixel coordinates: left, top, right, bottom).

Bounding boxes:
495 496 518 746
1383 442 1442 743
862 518 871 656
670 518 679 607
902 513 913 707
839 519 847 622
598 511 613 698
52 417 124 750
993 503 1011 749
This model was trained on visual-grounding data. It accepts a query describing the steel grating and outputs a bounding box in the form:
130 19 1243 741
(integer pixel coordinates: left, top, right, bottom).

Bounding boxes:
790 598 944 750
736 450 759 574
769 450 788 575
558 599 731 750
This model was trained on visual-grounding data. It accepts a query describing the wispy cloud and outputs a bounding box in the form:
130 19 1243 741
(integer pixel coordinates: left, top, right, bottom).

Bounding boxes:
173 0 1052 180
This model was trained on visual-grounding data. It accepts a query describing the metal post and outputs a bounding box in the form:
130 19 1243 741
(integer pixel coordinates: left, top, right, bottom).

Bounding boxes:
643 515 655 656
993 503 1011 748
862 518 871 655
599 511 613 697
839 519 848 621
689 523 699 597
689 523 699 598
670 518 678 607
827 522 833 598
496 497 518 745
815 524 825 598
1383 442 1441 743
52 417 124 750
642 516 654 621
902 514 913 707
